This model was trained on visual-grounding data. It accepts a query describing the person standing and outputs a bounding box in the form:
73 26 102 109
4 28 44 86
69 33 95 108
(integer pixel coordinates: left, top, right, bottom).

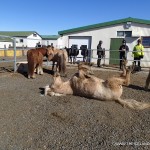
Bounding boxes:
119 39 129 70
36 42 41 48
132 39 144 71
97 40 104 67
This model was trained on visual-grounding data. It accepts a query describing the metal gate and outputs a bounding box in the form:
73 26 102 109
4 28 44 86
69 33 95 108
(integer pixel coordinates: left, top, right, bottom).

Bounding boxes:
0 35 17 72
109 38 123 65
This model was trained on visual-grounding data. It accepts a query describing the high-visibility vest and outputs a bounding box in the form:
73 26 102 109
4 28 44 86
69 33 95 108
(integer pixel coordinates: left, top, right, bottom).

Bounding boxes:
133 44 144 57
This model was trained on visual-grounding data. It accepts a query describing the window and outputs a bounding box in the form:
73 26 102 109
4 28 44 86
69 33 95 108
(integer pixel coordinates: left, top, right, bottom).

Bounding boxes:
33 33 37 37
117 31 124 37
142 37 150 47
124 31 132 37
117 31 132 37
20 39 23 43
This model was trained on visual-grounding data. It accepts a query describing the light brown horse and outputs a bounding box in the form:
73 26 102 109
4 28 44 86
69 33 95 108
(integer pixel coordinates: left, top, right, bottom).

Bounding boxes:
27 47 48 79
145 69 150 90
47 46 68 76
44 63 150 110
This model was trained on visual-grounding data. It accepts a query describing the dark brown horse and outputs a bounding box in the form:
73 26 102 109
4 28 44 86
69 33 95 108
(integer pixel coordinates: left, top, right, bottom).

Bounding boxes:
27 47 48 79
47 46 68 76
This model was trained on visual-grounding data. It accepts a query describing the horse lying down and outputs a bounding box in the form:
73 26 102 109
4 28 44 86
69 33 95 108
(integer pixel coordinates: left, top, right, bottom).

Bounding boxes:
44 63 150 110
145 69 150 90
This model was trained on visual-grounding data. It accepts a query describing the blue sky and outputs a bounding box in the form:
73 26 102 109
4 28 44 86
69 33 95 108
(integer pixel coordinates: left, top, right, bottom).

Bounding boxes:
0 0 149 35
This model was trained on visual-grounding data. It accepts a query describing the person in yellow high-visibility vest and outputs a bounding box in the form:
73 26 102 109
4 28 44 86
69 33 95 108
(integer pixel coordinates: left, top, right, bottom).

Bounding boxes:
132 39 144 70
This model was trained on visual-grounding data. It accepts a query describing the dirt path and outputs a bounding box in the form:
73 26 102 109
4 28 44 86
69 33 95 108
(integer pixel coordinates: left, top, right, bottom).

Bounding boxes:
0 66 149 150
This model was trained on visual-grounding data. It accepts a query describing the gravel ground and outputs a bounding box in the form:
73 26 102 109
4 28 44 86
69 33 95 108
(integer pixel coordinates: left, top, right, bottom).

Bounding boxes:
0 63 150 150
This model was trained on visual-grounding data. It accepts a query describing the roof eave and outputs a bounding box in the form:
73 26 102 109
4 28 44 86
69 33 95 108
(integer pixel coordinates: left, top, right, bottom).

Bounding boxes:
58 17 150 35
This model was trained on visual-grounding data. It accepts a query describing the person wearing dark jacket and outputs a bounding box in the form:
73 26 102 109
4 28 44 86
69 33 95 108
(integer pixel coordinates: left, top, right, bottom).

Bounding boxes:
97 40 105 67
119 39 129 70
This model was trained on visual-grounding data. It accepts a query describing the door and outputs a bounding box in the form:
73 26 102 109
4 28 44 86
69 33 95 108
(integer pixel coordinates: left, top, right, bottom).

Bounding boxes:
109 38 123 65
69 36 91 61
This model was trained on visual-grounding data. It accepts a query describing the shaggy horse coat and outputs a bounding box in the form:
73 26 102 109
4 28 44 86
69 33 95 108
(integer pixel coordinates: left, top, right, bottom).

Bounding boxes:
45 63 150 110
27 47 48 79
47 46 68 76
145 69 150 90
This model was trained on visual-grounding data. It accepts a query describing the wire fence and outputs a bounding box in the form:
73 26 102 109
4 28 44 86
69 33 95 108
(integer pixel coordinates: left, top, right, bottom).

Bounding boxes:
0 37 150 73
70 49 150 63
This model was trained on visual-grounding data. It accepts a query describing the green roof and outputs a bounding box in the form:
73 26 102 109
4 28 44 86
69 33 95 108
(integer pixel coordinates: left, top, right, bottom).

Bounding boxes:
58 17 150 35
0 31 37 37
0 37 13 42
41 35 60 40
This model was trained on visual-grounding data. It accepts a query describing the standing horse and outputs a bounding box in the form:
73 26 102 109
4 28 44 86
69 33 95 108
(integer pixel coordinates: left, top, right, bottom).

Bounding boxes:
70 45 79 64
65 47 72 62
80 45 88 62
65 45 79 64
27 47 48 79
47 46 68 76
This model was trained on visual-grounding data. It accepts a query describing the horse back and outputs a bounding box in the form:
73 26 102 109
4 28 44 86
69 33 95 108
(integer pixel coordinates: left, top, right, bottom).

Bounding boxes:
27 49 43 64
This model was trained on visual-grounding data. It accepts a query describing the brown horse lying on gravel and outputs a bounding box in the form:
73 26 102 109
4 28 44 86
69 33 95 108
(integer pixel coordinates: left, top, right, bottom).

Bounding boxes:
44 63 150 110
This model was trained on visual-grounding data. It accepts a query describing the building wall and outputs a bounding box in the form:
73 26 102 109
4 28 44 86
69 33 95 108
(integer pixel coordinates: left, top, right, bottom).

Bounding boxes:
27 33 42 47
0 33 42 48
59 23 150 67
0 42 12 48
42 39 57 47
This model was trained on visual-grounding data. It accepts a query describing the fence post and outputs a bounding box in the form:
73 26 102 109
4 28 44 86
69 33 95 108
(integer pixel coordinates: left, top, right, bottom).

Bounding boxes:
13 38 17 72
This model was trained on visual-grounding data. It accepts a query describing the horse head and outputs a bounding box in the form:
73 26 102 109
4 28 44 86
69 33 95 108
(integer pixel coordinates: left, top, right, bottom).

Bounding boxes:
78 62 94 78
46 45 55 61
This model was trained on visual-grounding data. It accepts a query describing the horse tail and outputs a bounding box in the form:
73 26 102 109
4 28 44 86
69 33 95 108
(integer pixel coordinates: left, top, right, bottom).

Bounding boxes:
60 51 67 76
27 50 35 78
116 98 150 110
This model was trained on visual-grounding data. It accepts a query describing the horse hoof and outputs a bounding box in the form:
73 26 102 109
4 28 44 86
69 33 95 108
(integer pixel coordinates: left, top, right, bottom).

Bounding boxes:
44 85 49 96
31 76 36 79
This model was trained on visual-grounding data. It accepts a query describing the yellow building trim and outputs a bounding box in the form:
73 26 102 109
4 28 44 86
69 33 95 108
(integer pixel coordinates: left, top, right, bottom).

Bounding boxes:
6 50 23 57
0 50 5 56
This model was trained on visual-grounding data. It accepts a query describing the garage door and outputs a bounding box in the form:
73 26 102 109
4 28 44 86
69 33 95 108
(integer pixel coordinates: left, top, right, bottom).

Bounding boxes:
69 36 91 61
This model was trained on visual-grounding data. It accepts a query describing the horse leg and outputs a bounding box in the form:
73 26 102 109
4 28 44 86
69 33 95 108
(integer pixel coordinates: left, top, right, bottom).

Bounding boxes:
36 65 40 75
44 85 50 96
44 84 65 96
28 62 36 79
70 56 72 64
56 62 59 73
44 85 64 96
145 70 150 90
52 61 55 71
39 62 44 75
36 64 43 75
73 56 75 64
38 66 44 75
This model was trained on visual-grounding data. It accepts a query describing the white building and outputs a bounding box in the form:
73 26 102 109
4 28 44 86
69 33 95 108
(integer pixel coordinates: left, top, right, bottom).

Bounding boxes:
0 31 42 48
41 35 60 47
58 17 150 67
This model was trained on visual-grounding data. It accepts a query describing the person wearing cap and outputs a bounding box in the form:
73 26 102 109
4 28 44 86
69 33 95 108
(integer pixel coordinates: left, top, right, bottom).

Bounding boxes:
97 40 105 67
132 39 144 70
119 39 129 70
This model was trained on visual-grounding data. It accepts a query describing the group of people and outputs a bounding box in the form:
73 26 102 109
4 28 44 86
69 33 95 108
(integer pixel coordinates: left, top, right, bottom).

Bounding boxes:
97 39 144 71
